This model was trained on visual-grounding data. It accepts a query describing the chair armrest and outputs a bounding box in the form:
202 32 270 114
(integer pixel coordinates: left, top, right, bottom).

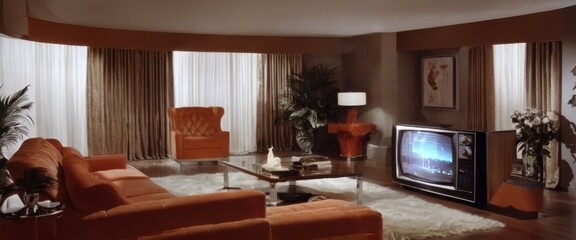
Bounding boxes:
170 130 183 159
84 154 128 171
80 190 266 239
220 131 230 138
220 131 230 154
139 218 270 240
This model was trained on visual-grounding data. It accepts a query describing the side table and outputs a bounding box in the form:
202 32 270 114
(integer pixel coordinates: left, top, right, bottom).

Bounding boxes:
2 207 63 240
489 177 544 219
328 122 376 159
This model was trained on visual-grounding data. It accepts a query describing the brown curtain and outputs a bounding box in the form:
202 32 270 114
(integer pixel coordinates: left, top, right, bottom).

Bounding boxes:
467 46 495 131
256 54 302 152
87 48 174 160
525 41 561 188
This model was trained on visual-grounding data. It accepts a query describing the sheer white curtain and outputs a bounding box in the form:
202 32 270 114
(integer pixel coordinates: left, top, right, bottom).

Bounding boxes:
493 43 526 131
173 52 260 154
0 37 88 157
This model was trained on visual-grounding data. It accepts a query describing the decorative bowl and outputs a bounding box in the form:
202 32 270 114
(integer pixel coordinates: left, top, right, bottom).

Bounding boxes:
37 201 60 210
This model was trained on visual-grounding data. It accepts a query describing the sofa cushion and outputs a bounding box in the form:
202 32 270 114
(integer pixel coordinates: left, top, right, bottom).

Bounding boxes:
92 165 148 181
62 147 129 212
126 192 174 203
182 137 223 149
267 199 367 216
7 138 65 202
266 200 383 240
110 178 170 199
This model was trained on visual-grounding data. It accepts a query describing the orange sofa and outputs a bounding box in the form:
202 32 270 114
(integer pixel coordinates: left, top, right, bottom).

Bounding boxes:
2 138 383 240
167 107 230 161
3 138 266 240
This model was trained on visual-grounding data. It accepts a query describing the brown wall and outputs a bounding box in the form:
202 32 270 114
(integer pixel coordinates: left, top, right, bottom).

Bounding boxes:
325 6 575 156
395 6 576 191
394 7 573 132
419 48 470 129
560 6 576 192
25 18 343 54
341 33 397 147
397 8 565 51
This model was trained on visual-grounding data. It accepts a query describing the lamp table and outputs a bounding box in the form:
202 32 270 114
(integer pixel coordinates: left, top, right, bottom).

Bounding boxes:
328 122 376 160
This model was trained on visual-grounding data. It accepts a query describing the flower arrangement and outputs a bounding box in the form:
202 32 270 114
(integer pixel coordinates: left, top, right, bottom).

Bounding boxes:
511 109 560 158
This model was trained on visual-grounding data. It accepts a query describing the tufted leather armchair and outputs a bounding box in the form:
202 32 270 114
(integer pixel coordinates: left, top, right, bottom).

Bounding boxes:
167 107 230 161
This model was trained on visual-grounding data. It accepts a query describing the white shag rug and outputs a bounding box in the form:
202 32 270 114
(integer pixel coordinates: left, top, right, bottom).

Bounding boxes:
151 172 504 240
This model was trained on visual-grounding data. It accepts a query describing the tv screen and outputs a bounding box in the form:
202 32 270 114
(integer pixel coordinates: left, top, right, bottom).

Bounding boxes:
399 130 454 185
392 123 488 206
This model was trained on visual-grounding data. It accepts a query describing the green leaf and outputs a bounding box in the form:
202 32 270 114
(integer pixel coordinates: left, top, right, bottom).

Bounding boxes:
0 85 34 158
568 95 576 107
277 64 339 133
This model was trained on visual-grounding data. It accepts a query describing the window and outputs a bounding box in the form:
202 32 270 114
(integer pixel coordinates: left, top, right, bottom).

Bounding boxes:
493 43 526 131
173 52 261 153
0 37 88 156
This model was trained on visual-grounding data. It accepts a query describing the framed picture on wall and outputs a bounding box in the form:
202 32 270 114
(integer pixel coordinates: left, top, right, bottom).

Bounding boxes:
421 55 457 110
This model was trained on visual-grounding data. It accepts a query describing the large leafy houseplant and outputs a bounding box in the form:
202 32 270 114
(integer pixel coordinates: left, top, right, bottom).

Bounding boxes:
279 64 339 153
0 85 34 194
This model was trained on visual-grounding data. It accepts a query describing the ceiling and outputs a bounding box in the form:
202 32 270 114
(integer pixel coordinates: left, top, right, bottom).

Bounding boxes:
25 0 576 37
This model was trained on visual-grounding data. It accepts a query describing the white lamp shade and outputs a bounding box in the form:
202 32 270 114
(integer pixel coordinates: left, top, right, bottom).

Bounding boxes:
338 92 366 106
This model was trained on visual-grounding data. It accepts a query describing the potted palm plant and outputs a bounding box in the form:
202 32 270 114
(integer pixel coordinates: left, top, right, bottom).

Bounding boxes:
0 85 34 194
279 64 339 153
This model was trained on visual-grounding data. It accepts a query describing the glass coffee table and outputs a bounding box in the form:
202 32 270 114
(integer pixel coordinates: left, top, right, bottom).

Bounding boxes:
218 154 364 206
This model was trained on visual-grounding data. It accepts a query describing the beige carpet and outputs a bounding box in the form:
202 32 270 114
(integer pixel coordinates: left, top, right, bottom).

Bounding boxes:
152 172 504 240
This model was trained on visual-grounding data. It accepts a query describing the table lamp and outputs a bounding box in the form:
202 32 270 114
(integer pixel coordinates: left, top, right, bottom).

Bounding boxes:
338 92 366 123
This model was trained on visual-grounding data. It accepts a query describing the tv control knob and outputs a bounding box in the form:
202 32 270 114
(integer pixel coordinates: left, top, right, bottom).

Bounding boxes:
460 148 472 158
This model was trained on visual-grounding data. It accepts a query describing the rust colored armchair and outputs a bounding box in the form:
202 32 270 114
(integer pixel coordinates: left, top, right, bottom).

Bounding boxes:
168 107 230 161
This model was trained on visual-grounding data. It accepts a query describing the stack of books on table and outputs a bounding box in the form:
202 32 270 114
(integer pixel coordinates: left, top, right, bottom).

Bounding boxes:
291 155 332 170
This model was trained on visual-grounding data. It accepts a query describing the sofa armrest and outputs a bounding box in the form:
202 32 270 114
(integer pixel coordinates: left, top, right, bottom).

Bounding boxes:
138 218 270 240
85 154 128 171
78 190 266 239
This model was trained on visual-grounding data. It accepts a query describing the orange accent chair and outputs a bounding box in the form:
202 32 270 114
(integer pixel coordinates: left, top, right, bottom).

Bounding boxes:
168 107 230 161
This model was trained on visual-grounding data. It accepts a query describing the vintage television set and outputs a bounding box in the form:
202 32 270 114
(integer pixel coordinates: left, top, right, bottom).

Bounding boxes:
392 123 488 206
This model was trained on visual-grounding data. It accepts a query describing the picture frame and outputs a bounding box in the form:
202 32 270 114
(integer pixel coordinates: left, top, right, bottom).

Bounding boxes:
421 55 457 110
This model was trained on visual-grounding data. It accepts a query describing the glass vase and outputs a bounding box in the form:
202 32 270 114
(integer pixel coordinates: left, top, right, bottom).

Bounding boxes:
522 154 541 181
22 192 39 215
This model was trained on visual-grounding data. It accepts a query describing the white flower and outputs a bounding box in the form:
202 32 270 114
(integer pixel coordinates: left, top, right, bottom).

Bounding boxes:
530 117 541 126
547 111 559 122
524 119 532 127
541 117 550 124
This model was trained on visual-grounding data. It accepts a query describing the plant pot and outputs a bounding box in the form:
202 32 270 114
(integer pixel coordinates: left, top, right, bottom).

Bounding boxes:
296 130 314 154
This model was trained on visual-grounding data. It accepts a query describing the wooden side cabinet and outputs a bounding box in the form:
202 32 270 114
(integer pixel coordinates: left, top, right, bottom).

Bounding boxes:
328 122 376 159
